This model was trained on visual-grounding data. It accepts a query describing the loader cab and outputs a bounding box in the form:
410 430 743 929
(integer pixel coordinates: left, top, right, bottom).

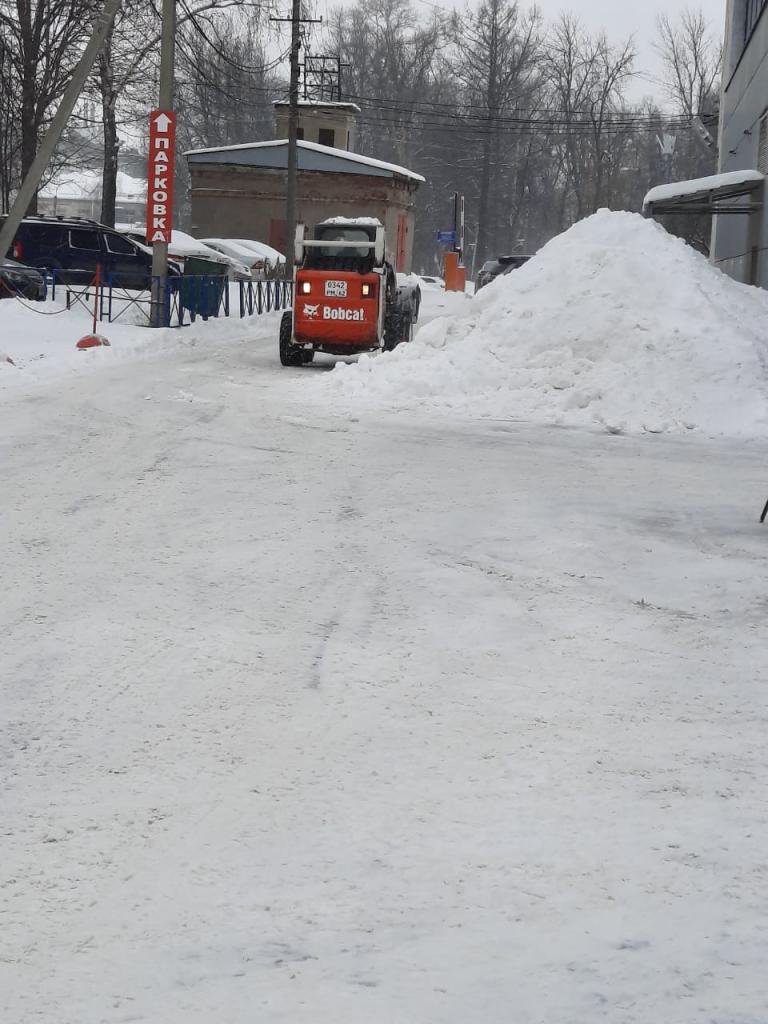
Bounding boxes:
295 220 385 267
305 223 377 273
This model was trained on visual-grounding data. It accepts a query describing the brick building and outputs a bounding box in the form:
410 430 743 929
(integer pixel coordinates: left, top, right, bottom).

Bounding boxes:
185 105 423 273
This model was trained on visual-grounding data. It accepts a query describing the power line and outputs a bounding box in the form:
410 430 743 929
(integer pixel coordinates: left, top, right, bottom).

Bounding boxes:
178 0 289 75
355 109 692 138
344 91 693 126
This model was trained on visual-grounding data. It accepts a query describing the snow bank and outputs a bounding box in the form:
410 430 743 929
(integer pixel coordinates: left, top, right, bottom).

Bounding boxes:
331 210 768 436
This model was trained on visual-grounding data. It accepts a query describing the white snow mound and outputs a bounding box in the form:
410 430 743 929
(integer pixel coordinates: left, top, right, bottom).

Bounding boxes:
331 210 768 436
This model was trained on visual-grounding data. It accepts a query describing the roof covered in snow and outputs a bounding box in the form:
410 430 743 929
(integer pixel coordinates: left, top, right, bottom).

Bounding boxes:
40 169 145 200
185 139 424 184
321 216 383 226
272 100 362 113
643 170 764 212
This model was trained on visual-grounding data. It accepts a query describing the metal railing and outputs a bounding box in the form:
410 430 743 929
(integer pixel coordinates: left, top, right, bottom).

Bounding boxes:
49 270 293 327
239 278 293 317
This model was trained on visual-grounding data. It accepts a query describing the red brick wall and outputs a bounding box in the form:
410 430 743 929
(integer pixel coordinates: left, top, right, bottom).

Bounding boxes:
189 165 419 272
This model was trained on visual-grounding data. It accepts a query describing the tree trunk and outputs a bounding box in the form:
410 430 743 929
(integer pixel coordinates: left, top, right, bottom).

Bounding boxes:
20 57 38 213
98 31 118 226
100 95 119 226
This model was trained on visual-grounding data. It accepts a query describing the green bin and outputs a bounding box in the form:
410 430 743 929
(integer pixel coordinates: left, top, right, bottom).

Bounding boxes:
181 255 227 318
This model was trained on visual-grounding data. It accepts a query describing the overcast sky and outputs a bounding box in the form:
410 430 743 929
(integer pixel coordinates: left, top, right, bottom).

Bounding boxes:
308 0 726 102
532 0 725 95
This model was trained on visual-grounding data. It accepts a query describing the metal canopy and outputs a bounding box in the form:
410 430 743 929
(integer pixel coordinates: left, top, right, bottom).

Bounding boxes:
643 171 765 217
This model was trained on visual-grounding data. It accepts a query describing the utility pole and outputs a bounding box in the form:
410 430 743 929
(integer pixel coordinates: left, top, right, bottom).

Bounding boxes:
271 3 321 277
150 0 176 327
286 0 301 278
0 0 123 261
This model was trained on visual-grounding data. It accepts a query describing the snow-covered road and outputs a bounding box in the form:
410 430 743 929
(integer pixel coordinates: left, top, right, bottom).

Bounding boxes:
3 314 768 1023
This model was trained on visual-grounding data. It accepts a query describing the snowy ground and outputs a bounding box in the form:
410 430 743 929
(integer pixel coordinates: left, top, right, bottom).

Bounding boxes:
2 280 768 1023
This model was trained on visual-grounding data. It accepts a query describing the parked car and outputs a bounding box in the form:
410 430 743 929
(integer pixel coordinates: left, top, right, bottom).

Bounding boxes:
199 238 276 279
211 238 286 278
0 215 179 289
168 231 251 281
476 254 532 291
226 238 285 268
0 257 46 300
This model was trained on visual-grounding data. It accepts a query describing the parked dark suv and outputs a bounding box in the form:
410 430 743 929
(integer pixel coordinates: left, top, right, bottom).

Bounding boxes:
476 254 532 292
0 215 177 289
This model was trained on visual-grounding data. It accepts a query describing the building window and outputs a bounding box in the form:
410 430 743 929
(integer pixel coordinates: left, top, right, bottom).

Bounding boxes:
745 0 768 41
318 128 335 148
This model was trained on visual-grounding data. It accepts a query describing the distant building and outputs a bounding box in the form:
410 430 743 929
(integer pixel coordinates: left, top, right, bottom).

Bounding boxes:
273 101 360 152
643 4 768 288
711 0 768 285
38 169 146 225
186 103 423 272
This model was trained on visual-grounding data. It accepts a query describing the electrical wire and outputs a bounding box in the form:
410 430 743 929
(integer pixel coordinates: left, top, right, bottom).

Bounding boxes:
714 245 768 264
354 108 690 138
174 28 285 111
178 0 289 75
1 278 72 313
344 91 694 126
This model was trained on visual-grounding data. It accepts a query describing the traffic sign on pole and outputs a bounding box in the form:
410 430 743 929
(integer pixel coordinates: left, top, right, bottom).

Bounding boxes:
146 110 176 244
437 230 457 244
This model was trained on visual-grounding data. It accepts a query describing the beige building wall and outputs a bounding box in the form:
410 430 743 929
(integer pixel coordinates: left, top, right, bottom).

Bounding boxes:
189 164 418 272
273 104 359 152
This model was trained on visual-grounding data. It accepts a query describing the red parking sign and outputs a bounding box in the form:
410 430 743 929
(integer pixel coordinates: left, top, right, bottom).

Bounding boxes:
146 110 176 244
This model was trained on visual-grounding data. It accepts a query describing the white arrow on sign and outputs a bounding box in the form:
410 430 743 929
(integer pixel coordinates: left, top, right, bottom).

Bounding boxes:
153 112 172 133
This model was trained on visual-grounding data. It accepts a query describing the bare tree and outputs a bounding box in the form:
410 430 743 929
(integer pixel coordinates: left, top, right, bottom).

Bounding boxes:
326 0 444 167
0 0 91 213
656 6 721 117
0 25 21 209
90 0 274 227
655 7 721 252
171 6 283 227
543 16 635 221
451 0 542 262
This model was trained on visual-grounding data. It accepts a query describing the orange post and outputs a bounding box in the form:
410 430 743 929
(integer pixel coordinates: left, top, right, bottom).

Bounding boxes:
444 251 466 292
75 263 110 350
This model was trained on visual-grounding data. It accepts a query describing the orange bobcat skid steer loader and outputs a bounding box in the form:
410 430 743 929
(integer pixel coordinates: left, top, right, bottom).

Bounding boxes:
279 218 420 367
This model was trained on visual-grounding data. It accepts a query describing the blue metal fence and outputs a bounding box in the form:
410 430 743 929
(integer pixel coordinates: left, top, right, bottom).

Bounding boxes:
239 278 293 317
49 271 293 327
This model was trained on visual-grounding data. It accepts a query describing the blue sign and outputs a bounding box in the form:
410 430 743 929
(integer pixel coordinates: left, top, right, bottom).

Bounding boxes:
437 230 457 244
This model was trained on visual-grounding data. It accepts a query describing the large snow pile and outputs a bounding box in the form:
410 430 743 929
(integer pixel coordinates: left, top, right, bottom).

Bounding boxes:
331 210 768 436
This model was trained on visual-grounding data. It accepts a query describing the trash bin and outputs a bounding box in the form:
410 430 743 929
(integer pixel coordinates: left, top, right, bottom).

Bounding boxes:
181 255 227 318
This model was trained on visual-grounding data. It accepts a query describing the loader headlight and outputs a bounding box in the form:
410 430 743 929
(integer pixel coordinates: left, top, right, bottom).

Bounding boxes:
301 281 312 294
361 282 372 297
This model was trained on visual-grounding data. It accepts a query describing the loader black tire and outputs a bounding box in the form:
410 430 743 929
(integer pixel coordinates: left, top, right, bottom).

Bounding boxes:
301 349 315 364
279 311 303 367
383 313 403 351
384 312 411 351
